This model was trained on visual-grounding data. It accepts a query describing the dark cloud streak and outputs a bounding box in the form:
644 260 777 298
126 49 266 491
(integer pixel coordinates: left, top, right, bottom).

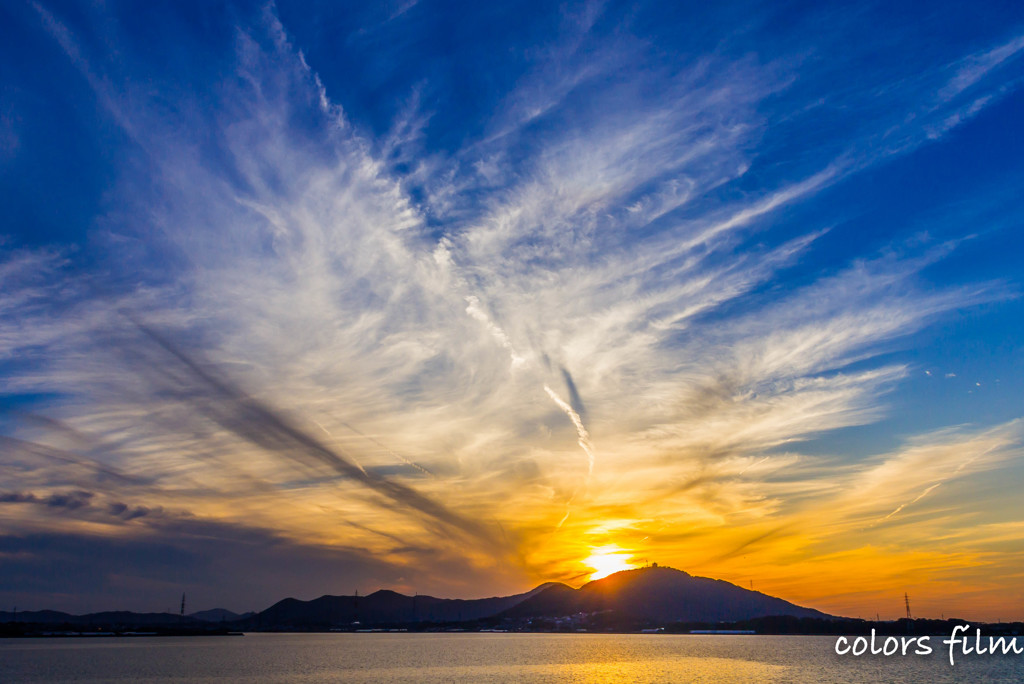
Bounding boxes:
706 525 791 564
0 433 152 487
0 489 94 510
561 367 587 422
126 319 505 554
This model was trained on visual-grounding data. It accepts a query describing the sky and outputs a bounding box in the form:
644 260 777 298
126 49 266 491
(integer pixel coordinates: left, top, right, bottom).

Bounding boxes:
1 0 1023 620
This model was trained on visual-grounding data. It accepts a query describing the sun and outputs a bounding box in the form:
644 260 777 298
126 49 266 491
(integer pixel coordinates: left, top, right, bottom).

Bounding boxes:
583 546 637 581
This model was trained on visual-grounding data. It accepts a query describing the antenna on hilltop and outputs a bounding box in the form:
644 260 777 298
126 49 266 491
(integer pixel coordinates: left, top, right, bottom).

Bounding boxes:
904 593 911 620
181 593 186 617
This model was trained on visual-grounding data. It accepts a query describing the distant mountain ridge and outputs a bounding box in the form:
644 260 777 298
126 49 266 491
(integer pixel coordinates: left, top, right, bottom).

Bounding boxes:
243 566 830 629
2 566 832 631
0 609 205 626
243 583 558 629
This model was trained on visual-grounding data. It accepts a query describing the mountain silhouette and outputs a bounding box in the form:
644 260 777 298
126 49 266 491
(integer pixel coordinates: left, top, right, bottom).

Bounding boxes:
244 567 829 629
502 566 829 622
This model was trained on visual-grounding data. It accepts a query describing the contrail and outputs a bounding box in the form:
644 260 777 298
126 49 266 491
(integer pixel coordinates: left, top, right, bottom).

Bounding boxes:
313 420 367 475
544 384 596 478
340 421 433 477
882 482 942 521
738 456 771 476
544 383 597 530
464 295 525 369
877 443 997 524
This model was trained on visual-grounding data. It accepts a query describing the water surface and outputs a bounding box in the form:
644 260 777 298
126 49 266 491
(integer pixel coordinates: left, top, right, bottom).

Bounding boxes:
1 633 1020 683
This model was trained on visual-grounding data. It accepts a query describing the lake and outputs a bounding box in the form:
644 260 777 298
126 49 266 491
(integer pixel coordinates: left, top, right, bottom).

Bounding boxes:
1 633 1021 683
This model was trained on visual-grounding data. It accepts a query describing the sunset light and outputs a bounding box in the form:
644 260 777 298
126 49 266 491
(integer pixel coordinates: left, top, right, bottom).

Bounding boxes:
3 0 1024 634
583 547 637 581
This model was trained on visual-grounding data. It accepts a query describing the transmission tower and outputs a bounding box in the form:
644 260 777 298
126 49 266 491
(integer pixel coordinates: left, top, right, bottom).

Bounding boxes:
904 593 911 619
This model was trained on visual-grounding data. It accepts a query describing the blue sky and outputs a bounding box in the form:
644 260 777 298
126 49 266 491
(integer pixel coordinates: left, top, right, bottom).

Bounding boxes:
1 0 1023 618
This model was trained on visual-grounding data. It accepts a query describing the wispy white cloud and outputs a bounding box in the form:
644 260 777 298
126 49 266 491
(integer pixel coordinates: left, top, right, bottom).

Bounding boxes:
940 33 1024 101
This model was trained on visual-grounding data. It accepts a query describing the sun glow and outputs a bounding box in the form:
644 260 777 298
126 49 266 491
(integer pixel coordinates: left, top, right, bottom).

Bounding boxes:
583 546 637 581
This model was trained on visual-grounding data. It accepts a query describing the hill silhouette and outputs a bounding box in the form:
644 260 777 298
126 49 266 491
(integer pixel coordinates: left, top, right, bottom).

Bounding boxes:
0 609 203 626
243 583 557 629
190 608 254 622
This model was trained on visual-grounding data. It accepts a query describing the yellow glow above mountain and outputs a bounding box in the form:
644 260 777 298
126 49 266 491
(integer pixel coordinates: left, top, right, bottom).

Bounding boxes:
583 545 637 581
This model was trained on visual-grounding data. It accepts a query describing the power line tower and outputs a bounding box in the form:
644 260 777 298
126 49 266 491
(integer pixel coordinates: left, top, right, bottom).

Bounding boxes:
904 593 911 619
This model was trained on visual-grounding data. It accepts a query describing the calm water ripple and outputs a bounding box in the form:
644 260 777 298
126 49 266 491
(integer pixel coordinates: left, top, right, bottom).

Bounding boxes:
1 633 1021 683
